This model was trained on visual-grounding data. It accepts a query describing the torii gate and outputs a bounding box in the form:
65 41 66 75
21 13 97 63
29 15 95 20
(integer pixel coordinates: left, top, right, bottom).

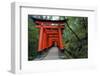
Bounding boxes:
32 18 65 52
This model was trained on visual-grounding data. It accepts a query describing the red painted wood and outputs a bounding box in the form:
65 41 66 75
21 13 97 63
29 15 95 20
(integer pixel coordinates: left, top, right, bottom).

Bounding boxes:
35 21 65 25
35 25 64 29
43 29 47 49
38 27 43 51
58 28 63 49
35 21 64 52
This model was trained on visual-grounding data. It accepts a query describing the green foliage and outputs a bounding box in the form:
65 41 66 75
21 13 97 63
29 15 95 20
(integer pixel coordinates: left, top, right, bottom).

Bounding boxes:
28 16 39 60
63 17 88 58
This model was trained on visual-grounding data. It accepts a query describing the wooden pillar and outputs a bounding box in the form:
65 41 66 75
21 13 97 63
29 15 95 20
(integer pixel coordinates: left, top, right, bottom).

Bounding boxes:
58 28 63 49
48 37 52 47
43 29 47 49
38 26 43 51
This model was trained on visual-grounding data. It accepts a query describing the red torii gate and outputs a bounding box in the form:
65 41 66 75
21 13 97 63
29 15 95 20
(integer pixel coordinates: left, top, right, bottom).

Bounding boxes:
33 19 65 52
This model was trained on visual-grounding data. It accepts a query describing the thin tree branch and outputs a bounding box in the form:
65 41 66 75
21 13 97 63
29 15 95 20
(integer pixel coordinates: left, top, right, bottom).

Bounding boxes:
66 20 81 41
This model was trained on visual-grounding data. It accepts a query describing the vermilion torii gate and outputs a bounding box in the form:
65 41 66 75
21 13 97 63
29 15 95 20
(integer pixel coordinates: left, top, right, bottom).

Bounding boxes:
33 18 65 52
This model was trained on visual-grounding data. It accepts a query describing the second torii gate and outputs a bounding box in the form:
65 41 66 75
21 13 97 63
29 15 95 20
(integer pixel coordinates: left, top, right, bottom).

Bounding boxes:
33 18 65 52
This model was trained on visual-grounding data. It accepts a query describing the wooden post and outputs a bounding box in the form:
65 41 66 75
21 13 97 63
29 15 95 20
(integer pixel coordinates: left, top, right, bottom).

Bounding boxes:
58 28 63 49
43 29 47 49
38 26 43 51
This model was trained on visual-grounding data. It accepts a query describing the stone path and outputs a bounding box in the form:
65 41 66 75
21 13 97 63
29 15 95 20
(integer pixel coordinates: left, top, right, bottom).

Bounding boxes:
43 47 59 60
